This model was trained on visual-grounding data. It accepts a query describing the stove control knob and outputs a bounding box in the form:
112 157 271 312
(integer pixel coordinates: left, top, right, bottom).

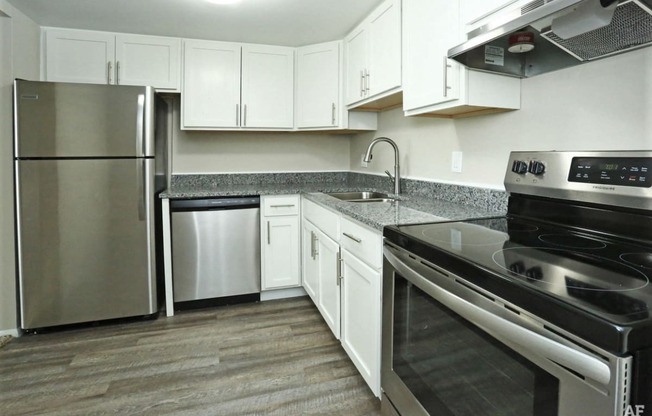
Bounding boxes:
509 261 525 275
511 160 528 174
525 267 543 280
528 160 546 175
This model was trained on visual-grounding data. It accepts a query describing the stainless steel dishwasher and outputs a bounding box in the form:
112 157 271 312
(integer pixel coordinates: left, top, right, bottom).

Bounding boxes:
170 196 261 305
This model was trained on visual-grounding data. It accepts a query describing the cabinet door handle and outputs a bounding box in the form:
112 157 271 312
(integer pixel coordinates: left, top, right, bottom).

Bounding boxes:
443 57 452 97
343 232 362 243
360 70 365 97
236 104 240 126
365 69 370 94
116 61 120 85
311 231 319 259
244 104 248 127
270 204 295 208
107 61 112 85
337 250 343 286
267 221 271 245
331 102 336 125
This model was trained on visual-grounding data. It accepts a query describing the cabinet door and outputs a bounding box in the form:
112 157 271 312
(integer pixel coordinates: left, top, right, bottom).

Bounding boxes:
302 220 319 302
182 40 241 128
241 45 294 128
341 249 381 397
344 26 368 105
115 34 180 90
316 229 341 339
296 42 340 129
262 216 300 290
403 0 460 112
45 29 115 85
367 0 402 97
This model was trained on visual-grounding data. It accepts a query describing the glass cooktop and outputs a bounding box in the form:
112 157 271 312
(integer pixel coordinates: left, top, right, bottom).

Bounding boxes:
389 217 652 325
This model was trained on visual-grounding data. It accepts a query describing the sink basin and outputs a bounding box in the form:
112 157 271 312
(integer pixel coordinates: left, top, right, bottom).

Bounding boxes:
326 191 398 203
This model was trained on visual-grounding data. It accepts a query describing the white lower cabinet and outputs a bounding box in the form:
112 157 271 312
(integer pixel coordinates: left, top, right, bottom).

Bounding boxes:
316 227 341 338
340 248 381 398
301 197 382 397
302 220 320 301
261 195 301 290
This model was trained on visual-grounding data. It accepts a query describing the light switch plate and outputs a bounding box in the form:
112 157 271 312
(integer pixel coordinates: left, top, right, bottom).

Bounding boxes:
451 151 463 173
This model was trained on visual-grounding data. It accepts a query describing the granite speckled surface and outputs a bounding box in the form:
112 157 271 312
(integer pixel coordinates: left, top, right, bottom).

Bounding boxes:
161 172 507 230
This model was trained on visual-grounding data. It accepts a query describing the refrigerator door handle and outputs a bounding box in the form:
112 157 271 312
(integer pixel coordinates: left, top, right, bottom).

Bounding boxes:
137 159 146 221
136 94 145 157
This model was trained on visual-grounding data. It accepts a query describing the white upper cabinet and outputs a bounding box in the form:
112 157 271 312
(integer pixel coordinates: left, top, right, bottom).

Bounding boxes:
182 40 294 130
45 29 115 85
182 40 241 129
114 34 180 90
296 42 340 129
295 41 378 131
402 0 460 111
44 28 180 91
241 45 294 129
402 0 520 118
344 0 401 109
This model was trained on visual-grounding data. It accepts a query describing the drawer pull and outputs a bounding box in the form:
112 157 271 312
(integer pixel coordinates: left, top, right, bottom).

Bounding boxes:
343 232 362 243
270 204 295 208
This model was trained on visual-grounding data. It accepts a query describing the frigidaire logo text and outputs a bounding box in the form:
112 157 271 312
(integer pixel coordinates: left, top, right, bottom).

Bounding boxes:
592 185 616 191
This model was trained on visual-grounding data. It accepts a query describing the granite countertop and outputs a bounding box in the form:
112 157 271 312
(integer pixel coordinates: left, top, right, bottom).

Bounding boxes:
161 177 506 231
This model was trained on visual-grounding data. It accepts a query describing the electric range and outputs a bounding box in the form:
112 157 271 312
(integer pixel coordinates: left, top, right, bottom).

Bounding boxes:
381 151 652 416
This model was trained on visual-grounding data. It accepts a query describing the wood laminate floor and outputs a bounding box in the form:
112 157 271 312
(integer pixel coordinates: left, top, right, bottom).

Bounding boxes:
0 297 381 415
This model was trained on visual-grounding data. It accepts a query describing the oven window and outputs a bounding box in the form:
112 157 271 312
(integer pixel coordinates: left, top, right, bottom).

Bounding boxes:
392 275 560 416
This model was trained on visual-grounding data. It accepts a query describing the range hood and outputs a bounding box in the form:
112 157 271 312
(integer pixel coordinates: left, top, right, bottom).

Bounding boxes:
448 0 652 77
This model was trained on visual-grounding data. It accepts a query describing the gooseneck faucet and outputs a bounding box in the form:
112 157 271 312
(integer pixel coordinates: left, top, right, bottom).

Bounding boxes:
363 137 400 194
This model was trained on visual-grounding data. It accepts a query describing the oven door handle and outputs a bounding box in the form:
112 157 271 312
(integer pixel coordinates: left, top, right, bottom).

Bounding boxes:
384 246 612 386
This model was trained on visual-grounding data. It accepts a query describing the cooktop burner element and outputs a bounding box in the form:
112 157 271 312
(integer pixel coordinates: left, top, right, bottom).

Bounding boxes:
492 247 650 292
538 233 607 249
621 253 652 269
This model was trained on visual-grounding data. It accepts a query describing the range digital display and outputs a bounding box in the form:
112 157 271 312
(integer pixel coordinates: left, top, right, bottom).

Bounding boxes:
568 157 652 188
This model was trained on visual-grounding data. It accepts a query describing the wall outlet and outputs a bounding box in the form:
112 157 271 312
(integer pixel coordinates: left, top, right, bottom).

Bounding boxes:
361 154 368 168
451 151 463 173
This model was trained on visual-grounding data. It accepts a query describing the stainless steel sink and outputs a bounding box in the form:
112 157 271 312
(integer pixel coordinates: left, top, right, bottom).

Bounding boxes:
326 191 398 203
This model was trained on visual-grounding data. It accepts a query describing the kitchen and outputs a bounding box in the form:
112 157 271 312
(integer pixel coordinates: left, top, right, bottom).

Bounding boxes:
1 0 652 415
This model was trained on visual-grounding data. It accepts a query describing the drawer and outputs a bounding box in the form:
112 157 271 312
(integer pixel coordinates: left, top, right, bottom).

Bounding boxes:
340 217 382 270
303 198 340 241
263 195 300 216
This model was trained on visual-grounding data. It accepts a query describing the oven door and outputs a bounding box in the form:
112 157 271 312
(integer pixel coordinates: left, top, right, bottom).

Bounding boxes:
381 243 631 416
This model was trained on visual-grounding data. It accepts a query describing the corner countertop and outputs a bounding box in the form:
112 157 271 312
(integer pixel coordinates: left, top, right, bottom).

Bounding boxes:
161 181 505 231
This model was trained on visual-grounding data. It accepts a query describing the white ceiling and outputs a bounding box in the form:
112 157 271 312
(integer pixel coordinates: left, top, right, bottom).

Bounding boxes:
6 0 385 46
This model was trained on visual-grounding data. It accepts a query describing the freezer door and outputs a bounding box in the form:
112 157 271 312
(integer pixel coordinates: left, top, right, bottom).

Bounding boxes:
16 158 157 329
14 80 154 158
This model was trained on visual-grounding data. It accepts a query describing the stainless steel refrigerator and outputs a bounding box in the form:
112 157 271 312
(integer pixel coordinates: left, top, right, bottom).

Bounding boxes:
13 79 167 330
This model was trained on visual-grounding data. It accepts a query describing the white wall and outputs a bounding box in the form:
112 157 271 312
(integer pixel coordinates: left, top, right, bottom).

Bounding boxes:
0 0 40 335
170 98 352 174
351 47 652 189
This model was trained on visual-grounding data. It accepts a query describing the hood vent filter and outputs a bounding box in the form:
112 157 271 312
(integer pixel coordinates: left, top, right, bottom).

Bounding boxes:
542 0 652 60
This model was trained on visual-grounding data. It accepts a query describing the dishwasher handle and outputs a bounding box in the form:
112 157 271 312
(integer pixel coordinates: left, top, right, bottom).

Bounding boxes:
170 196 260 211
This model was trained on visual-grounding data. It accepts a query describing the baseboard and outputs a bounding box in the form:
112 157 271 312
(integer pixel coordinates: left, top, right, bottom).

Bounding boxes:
260 287 307 301
0 328 19 337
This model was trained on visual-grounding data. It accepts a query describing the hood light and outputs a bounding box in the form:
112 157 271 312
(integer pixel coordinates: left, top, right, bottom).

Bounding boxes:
508 31 535 53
